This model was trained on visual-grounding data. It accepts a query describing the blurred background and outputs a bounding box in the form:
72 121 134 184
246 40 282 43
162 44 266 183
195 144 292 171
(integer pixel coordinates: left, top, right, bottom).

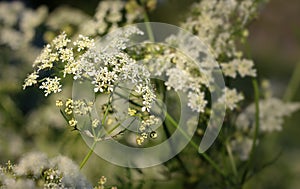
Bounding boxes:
0 0 299 188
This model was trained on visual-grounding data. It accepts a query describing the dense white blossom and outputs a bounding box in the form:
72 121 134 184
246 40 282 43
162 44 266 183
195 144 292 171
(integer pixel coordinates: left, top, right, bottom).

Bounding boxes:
219 87 244 110
187 91 207 113
52 32 71 50
39 77 62 96
165 68 192 92
23 71 39 89
59 48 74 63
93 67 118 93
33 44 57 69
73 34 95 52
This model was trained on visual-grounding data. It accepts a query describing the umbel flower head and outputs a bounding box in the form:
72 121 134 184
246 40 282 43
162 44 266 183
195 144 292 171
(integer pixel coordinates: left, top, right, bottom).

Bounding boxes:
23 26 160 145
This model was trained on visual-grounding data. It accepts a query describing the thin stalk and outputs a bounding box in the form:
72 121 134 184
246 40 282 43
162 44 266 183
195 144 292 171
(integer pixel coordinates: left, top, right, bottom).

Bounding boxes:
241 79 260 183
226 141 238 177
143 8 155 42
79 141 97 169
80 96 112 169
102 103 110 125
283 61 300 102
107 123 121 135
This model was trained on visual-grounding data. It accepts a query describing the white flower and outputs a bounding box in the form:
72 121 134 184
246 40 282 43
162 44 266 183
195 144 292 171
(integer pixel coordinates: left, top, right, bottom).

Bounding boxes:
46 6 90 31
165 68 191 92
23 71 39 89
220 61 238 78
0 28 24 49
221 58 256 78
92 67 118 93
33 44 58 70
219 87 244 110
59 47 74 63
2 178 36 189
52 32 71 50
187 91 207 113
73 35 95 52
39 77 62 96
237 59 256 77
181 0 260 58
141 86 156 112
20 6 48 42
63 60 80 77
0 1 24 26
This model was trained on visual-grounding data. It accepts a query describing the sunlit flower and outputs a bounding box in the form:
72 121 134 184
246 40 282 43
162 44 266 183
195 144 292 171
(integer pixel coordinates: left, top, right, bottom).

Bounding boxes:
73 35 95 52
23 71 39 89
39 77 62 96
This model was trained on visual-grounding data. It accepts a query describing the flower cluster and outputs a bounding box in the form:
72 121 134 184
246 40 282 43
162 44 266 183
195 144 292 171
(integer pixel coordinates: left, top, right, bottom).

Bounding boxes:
39 77 62 96
23 32 95 96
219 87 244 111
43 168 64 189
180 0 264 112
221 58 256 78
182 0 263 58
23 26 161 145
0 152 92 188
229 80 300 161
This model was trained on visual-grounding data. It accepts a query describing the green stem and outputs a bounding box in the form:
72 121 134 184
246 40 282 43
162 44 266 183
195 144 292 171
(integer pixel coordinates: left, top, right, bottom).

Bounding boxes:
241 79 260 183
107 123 121 134
79 95 113 170
102 103 110 125
79 141 97 169
226 140 238 177
143 8 155 42
165 112 226 177
283 61 300 102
